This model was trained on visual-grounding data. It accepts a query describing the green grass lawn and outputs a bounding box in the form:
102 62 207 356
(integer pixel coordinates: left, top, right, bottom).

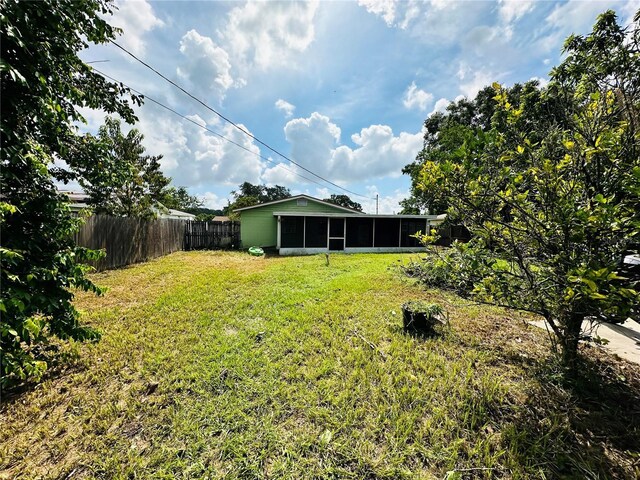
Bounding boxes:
1 252 639 479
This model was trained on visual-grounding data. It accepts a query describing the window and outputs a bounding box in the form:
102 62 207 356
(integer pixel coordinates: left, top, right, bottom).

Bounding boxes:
374 218 401 247
305 217 328 248
346 218 374 247
401 219 426 247
281 216 304 247
329 218 344 237
297 198 308 207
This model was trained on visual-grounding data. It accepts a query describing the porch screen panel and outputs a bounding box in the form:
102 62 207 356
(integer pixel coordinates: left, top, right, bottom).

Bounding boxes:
305 217 328 248
374 218 401 247
346 218 374 247
401 219 425 247
280 216 304 247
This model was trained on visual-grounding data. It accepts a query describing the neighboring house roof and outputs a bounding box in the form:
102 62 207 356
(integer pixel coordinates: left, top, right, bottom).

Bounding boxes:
59 190 195 220
234 194 364 214
213 216 231 222
60 190 90 212
159 209 196 220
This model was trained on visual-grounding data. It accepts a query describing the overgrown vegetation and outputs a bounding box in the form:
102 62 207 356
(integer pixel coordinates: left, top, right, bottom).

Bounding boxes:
0 0 141 387
1 252 638 478
407 10 640 367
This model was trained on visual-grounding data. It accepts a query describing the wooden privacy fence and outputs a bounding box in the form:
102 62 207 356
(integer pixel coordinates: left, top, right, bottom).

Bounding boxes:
184 221 240 251
74 215 186 271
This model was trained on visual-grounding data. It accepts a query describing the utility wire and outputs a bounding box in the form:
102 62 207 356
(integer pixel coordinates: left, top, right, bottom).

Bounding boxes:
110 40 373 200
93 68 352 196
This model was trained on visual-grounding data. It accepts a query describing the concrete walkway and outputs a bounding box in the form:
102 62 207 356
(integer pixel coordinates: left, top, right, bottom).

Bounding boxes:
530 318 640 365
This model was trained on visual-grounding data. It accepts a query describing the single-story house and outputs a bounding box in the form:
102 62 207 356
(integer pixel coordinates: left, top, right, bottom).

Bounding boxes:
236 194 445 255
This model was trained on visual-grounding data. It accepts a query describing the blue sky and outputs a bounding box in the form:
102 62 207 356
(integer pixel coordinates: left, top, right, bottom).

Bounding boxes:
78 0 639 213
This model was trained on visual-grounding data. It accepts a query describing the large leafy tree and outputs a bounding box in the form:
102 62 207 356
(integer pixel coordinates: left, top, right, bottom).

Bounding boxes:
401 82 561 214
225 182 291 219
1 0 141 387
323 194 362 212
78 117 170 219
414 10 640 368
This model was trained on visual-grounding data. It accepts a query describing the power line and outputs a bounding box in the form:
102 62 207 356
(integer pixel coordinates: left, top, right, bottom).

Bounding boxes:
92 68 352 196
110 40 373 200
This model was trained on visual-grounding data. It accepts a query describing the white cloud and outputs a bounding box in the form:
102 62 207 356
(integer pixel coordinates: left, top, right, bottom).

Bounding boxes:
430 98 450 116
357 0 398 26
498 0 535 23
222 0 319 70
359 0 491 43
200 191 227 210
283 112 423 183
459 68 498 98
275 99 296 118
539 0 630 54
359 186 408 214
403 82 433 111
110 0 164 56
136 105 264 187
177 30 234 100
262 162 299 185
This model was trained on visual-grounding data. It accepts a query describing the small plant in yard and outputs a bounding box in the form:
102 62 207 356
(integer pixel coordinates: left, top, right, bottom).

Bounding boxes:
401 300 445 334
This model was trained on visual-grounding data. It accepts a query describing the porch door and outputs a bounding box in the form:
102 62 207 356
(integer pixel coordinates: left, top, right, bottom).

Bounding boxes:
329 218 345 251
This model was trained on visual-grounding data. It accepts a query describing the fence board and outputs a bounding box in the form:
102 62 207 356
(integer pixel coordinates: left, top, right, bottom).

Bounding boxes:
74 215 186 271
184 221 240 251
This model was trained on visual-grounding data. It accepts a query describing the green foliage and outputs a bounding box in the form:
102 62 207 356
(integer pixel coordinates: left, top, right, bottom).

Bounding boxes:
411 10 640 367
323 194 363 211
78 116 170 220
160 186 203 212
225 182 291 219
1 0 140 387
401 80 560 215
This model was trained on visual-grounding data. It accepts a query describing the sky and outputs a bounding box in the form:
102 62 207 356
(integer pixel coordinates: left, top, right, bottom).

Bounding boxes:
77 0 639 213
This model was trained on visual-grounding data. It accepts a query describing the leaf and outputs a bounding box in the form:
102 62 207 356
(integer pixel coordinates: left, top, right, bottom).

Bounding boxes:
318 429 333 446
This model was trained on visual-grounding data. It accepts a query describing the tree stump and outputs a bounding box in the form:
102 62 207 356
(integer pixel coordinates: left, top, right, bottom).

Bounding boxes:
402 301 444 334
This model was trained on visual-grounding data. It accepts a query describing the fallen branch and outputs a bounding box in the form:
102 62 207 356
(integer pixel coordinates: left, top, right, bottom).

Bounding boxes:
352 329 388 361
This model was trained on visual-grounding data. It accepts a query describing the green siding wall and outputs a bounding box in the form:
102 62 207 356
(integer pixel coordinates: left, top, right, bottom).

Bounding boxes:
239 199 353 248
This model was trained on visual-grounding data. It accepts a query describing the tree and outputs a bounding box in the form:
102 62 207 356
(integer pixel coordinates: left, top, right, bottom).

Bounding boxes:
77 117 170 219
161 186 203 212
225 182 291 219
323 194 362 211
1 0 141 387
231 182 291 204
401 81 559 215
412 10 639 369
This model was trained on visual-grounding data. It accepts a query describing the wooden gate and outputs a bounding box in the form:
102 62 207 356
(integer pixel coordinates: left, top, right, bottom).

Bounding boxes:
184 221 240 250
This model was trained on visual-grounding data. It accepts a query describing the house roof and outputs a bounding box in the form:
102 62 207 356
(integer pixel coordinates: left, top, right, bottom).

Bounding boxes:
234 194 364 214
162 209 196 220
273 211 443 220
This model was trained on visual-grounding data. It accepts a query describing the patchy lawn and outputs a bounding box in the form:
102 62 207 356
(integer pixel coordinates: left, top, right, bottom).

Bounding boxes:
1 252 639 479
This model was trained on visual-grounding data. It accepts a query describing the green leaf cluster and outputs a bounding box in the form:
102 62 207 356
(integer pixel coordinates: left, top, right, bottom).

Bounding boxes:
1 0 141 388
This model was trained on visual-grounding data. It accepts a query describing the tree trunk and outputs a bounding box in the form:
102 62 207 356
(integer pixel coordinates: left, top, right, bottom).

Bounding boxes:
560 314 583 372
